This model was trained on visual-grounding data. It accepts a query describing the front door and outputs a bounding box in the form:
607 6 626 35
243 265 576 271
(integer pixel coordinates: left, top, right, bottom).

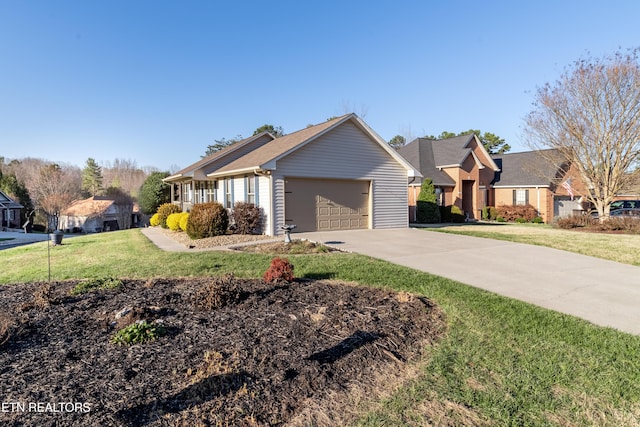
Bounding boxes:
462 180 474 219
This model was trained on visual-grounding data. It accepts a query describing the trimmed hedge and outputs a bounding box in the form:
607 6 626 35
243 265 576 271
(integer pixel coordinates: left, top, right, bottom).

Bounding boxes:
439 205 465 223
156 203 181 229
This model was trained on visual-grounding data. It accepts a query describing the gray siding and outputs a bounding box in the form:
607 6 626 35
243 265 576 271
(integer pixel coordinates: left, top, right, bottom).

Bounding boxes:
272 121 408 232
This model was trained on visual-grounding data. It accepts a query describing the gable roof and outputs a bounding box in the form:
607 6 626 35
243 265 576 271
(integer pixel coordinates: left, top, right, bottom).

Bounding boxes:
62 197 115 217
491 149 568 187
397 139 456 186
165 131 276 181
170 113 419 179
0 190 23 210
398 134 499 186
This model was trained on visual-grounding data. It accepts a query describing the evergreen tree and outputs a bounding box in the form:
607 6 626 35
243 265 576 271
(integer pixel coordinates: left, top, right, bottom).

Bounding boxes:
138 171 171 215
416 178 441 223
81 158 103 197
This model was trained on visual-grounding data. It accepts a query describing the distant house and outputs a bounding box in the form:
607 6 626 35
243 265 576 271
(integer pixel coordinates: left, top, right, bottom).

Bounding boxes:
60 196 141 233
164 114 419 235
0 189 23 229
397 134 500 221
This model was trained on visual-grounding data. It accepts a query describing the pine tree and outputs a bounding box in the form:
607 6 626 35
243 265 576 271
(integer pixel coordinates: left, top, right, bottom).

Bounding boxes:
81 158 103 197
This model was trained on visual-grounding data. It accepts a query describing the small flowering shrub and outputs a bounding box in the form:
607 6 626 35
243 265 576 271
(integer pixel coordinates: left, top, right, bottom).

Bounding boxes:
150 213 161 227
166 212 182 231
179 212 189 232
263 257 294 283
157 203 182 229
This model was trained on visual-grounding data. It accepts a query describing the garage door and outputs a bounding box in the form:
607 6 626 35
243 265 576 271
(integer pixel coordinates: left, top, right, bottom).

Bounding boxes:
554 196 583 218
285 178 369 232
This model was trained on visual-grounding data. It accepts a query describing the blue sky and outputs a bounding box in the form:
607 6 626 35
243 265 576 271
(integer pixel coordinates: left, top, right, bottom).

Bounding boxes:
1 1 639 172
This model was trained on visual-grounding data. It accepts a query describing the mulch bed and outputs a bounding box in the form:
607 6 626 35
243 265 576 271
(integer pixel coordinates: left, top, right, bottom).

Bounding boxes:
0 276 445 426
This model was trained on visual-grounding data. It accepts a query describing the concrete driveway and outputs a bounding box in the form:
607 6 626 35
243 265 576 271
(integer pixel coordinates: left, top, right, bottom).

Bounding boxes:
296 228 640 335
0 231 51 249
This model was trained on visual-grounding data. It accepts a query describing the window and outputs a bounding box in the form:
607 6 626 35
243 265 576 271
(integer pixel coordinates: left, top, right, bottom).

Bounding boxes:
225 178 233 208
182 183 192 203
513 189 529 205
206 181 217 202
246 176 255 205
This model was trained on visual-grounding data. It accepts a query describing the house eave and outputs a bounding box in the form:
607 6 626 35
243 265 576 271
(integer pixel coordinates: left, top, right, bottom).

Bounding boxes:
206 166 262 178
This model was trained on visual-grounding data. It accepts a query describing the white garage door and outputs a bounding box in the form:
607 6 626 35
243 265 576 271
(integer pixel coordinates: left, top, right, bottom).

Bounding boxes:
285 178 369 232
554 196 583 218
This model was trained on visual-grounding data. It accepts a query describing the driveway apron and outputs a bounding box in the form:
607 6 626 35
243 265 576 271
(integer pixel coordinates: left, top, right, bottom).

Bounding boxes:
296 228 640 335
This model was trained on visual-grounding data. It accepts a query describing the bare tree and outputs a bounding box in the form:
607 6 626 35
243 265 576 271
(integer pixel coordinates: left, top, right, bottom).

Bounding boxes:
525 48 640 219
101 158 148 198
29 163 82 230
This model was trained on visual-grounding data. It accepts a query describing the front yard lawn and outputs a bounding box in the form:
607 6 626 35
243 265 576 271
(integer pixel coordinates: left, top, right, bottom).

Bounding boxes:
1 229 639 425
425 223 640 266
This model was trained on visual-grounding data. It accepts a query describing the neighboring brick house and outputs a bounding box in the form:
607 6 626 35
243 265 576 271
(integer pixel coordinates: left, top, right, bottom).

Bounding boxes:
164 114 419 235
0 189 23 229
491 149 589 223
398 135 590 223
397 134 500 221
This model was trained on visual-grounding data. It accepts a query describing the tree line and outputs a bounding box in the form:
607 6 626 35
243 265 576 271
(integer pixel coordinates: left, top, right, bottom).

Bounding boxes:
0 157 171 232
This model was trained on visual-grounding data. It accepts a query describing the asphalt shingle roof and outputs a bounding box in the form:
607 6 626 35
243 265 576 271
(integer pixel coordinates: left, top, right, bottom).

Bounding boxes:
491 149 566 187
397 139 456 186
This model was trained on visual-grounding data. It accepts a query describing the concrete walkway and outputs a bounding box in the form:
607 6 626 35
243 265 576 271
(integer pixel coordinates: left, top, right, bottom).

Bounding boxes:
294 228 640 336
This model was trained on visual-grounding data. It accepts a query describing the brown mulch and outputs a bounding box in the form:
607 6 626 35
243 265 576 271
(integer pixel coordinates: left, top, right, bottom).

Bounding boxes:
0 276 445 426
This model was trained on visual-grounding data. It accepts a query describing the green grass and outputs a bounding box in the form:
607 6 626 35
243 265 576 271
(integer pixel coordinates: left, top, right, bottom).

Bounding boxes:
425 223 640 266
1 229 639 425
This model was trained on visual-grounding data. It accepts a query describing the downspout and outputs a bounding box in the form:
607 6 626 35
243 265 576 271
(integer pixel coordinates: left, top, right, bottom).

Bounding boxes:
254 169 273 236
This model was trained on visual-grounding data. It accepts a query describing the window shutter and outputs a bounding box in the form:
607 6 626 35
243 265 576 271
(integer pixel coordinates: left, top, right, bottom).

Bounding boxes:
525 190 529 205
512 190 516 205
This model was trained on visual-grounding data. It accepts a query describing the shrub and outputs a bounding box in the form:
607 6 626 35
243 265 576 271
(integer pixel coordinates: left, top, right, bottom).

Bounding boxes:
439 205 465 223
231 202 261 234
71 277 123 295
496 204 538 222
193 274 243 310
489 206 498 220
156 203 182 229
515 217 527 223
532 216 544 224
150 213 161 227
263 257 295 283
0 314 16 347
186 202 229 239
111 320 166 346
555 215 597 229
179 212 189 232
481 206 490 220
596 217 640 233
496 216 506 222
166 212 182 231
415 179 441 223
